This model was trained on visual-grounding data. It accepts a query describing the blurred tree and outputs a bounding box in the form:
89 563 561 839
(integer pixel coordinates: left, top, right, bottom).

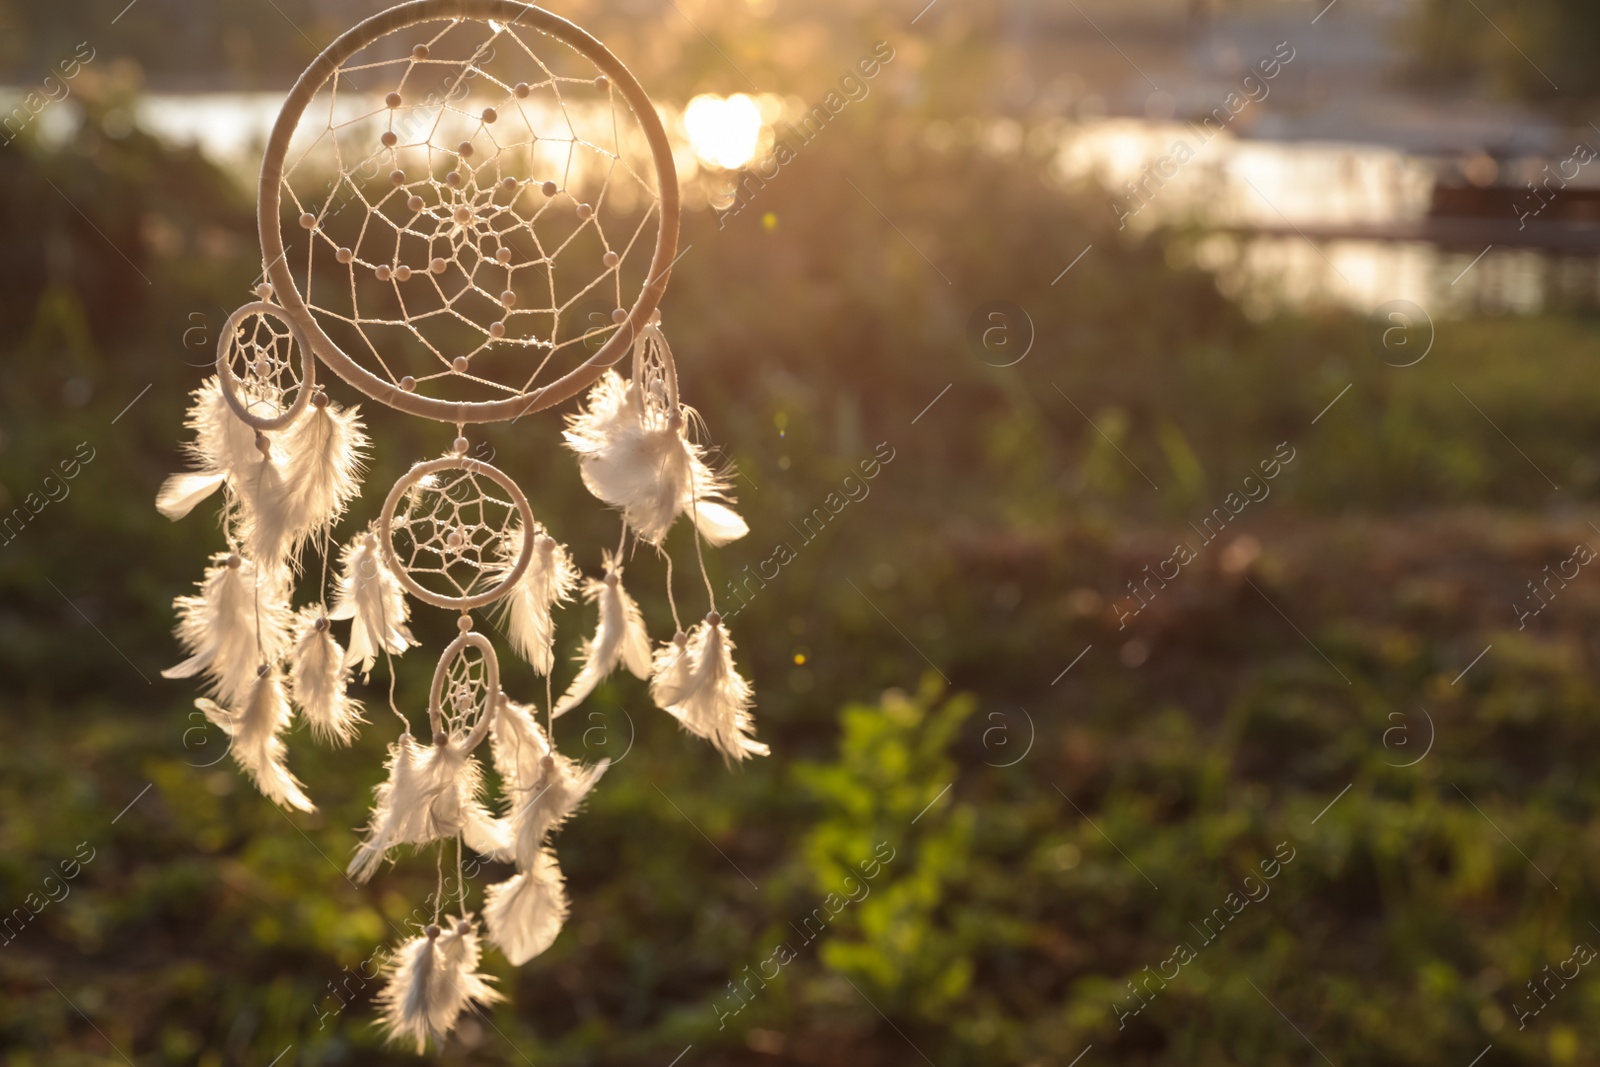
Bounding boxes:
1401 0 1600 107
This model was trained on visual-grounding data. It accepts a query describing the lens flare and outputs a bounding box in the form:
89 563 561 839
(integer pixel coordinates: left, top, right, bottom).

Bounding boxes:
684 93 764 170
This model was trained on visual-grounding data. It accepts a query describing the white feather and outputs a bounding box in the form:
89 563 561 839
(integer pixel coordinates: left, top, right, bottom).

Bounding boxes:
488 696 550 789
290 400 368 531
163 553 292 709
434 916 503 1015
662 619 769 763
688 499 749 547
154 378 256 523
376 931 437 1055
509 750 608 869
191 375 266 477
328 527 416 678
465 698 608 863
461 803 516 863
155 470 227 521
376 918 501 1054
483 851 568 966
195 668 315 812
347 734 494 882
491 525 578 675
232 441 297 573
552 556 652 717
563 370 746 546
288 606 365 746
648 633 694 712
232 401 368 572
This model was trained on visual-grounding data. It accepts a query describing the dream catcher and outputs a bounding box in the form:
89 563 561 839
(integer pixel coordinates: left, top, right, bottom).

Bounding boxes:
155 0 765 1051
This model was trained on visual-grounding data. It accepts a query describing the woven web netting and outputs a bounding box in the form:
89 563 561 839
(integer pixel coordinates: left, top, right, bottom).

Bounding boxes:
634 324 678 422
223 309 308 422
438 639 494 739
273 16 663 406
389 464 528 605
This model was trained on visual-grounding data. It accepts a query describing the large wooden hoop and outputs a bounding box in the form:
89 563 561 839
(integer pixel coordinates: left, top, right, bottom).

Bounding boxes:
258 0 681 425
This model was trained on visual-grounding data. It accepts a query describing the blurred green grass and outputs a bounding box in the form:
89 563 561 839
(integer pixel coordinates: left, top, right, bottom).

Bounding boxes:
0 71 1598 1067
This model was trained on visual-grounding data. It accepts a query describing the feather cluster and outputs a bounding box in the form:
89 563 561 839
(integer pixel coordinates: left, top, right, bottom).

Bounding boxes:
329 526 417 678
163 552 292 708
155 378 257 522
479 696 603 965
288 606 365 745
376 917 503 1053
553 555 651 717
490 697 608 860
492 524 578 675
347 733 496 882
564 370 747 546
195 667 315 812
156 307 770 1044
156 378 368 573
652 616 768 763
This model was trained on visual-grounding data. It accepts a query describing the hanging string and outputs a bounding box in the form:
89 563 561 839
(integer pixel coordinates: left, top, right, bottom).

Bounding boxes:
433 841 445 925
383 644 409 732
545 669 555 742
319 519 333 608
663 549 682 633
684 464 717 613
455 835 468 920
247 448 270 664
